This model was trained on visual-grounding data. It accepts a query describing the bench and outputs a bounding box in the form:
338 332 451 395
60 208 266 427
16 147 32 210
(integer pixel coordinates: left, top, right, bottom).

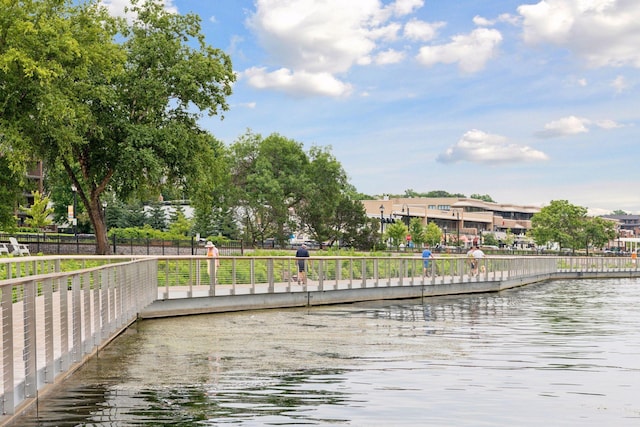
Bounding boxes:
9 237 30 256
0 243 9 255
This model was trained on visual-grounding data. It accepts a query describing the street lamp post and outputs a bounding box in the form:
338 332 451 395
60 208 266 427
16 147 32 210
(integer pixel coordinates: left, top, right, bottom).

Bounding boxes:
401 204 410 227
452 210 460 247
379 204 385 235
102 201 108 231
443 225 447 246
71 184 77 238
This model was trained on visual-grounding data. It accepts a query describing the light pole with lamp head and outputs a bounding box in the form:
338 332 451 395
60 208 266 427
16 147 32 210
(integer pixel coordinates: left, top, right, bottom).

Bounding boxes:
452 210 460 248
401 204 410 228
71 184 77 238
102 201 108 231
379 205 385 248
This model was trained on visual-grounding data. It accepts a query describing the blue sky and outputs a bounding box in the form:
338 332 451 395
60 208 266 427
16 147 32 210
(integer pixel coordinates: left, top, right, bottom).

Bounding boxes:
103 0 640 215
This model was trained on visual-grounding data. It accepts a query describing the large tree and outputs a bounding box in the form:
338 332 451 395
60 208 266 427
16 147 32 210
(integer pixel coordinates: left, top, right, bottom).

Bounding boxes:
581 216 616 255
530 200 586 250
229 131 308 246
0 0 234 253
384 220 409 250
529 200 614 252
296 146 349 245
322 190 371 247
0 157 23 231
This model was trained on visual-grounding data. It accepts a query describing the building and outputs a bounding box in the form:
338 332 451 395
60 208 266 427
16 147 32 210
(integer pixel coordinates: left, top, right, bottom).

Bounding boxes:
600 214 640 238
15 160 45 227
362 197 540 247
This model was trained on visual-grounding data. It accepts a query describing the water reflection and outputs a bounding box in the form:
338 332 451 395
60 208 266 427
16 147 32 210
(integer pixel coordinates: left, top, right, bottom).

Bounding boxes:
12 278 640 426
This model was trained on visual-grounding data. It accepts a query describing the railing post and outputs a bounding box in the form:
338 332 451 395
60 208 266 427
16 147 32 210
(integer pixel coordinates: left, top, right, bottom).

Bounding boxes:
82 272 92 355
347 259 352 289
24 280 37 398
44 277 55 383
60 276 71 372
209 257 216 297
250 259 255 294
373 258 379 287
2 283 15 415
72 275 82 363
267 258 274 293
318 259 324 291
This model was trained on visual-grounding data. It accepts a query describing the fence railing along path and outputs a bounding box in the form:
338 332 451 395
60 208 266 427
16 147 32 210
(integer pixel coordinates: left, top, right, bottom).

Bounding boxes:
1 253 639 424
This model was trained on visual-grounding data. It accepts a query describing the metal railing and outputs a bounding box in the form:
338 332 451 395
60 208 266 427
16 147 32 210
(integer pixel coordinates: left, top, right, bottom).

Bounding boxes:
150 254 640 298
152 255 563 298
1 253 639 422
0 257 157 419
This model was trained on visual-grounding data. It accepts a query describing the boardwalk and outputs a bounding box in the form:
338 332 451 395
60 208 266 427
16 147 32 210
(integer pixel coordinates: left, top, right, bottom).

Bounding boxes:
1 254 639 425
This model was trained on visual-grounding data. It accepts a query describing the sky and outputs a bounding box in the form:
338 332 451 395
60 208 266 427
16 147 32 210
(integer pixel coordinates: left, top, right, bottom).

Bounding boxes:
101 0 640 215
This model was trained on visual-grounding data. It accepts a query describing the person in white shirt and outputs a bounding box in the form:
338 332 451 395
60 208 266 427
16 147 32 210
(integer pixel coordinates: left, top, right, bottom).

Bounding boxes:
472 246 485 275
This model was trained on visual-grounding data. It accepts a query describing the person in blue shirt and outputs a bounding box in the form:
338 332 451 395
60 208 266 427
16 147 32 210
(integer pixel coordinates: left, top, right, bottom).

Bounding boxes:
422 245 434 276
295 244 310 284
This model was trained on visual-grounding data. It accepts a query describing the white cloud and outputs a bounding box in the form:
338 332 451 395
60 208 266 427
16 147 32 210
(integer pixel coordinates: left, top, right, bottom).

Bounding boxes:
374 49 406 65
247 0 381 74
473 13 520 27
240 67 353 97
415 28 502 73
518 0 640 68
243 0 441 96
386 0 424 17
101 0 178 18
611 75 628 93
403 19 445 41
594 119 622 129
437 129 548 164
473 15 494 27
498 13 521 26
536 115 623 137
536 115 590 138
100 0 132 17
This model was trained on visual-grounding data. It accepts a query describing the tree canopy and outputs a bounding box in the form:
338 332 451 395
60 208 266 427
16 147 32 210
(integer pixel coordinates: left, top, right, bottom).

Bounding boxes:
227 131 374 248
529 200 616 252
0 0 234 253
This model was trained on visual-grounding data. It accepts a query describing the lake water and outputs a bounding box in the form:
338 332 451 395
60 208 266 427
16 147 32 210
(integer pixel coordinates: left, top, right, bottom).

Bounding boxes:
13 278 640 426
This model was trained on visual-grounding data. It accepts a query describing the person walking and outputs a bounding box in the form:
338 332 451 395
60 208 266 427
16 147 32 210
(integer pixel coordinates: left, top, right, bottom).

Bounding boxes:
472 245 485 275
205 241 220 282
422 245 434 276
467 246 477 276
295 243 310 284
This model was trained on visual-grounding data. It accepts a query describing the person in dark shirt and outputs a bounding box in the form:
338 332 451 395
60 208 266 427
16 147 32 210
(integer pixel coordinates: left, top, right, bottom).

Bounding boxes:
295 244 310 284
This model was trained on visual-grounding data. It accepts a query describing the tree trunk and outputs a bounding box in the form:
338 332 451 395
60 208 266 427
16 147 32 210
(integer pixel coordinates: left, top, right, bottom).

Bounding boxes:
89 197 111 255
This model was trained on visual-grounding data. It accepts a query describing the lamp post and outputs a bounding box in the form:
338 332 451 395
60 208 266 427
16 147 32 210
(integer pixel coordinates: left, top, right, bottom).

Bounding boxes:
452 210 460 247
71 184 77 238
102 201 108 231
401 204 410 227
443 225 447 246
379 204 385 234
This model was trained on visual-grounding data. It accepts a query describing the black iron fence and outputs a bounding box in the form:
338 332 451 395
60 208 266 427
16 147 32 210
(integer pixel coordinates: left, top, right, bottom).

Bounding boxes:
0 233 244 256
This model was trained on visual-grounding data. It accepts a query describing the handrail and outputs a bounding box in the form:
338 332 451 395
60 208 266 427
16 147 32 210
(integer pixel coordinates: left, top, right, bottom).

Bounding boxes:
0 253 638 423
0 258 157 421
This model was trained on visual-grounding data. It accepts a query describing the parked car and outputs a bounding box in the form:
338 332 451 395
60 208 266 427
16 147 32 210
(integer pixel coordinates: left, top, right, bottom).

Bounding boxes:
604 247 628 256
